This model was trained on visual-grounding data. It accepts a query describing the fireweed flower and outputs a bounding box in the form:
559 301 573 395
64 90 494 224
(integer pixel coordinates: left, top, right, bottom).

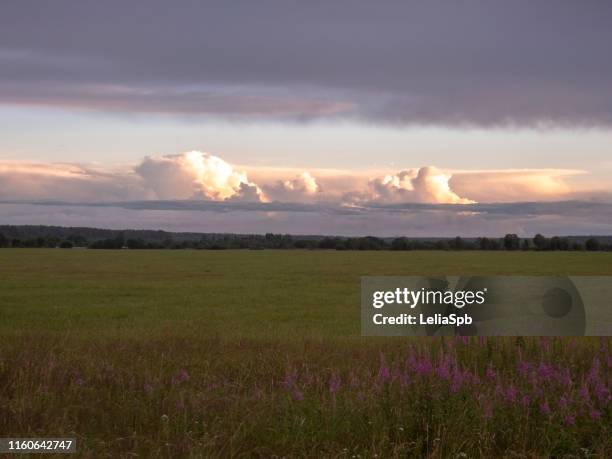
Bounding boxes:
587 357 601 384
505 385 518 404
559 368 573 388
281 370 304 401
281 371 297 390
172 368 190 386
539 400 551 416
516 360 531 376
436 354 451 380
378 354 391 383
592 383 609 405
415 358 433 377
329 373 341 394
450 367 464 393
578 384 590 402
537 363 556 381
520 394 530 408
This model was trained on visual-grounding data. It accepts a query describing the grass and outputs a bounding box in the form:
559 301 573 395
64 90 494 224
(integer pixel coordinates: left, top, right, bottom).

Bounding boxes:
0 250 610 457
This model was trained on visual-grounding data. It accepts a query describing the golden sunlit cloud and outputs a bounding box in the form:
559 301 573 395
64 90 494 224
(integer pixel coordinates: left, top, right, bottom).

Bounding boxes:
365 167 474 204
0 151 600 205
135 151 266 202
449 169 582 202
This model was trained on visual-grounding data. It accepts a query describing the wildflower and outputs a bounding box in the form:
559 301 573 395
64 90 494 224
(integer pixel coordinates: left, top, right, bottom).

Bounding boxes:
329 373 342 394
172 368 190 386
505 384 517 404
450 367 464 393
590 408 602 421
416 358 433 377
559 368 572 388
436 354 451 380
578 384 590 402
281 371 296 390
587 357 601 385
592 383 610 405
378 354 391 383
485 364 496 380
516 360 531 376
144 382 154 395
563 414 575 426
537 362 555 381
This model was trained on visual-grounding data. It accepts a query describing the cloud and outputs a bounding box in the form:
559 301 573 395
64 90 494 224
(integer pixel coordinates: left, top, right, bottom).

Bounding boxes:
0 160 147 201
0 151 601 205
135 151 266 202
348 167 473 204
3 200 612 237
2 2 612 126
263 172 320 202
449 169 581 202
0 81 354 119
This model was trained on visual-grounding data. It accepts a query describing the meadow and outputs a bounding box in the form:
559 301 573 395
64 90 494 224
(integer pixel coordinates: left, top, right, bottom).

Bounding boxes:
0 250 610 457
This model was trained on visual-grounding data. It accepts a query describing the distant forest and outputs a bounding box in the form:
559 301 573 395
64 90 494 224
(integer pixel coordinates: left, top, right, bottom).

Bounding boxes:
0 225 611 251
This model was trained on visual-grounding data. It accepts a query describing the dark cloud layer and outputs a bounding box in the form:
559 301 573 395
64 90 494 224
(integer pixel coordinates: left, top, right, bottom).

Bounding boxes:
1 199 612 237
2 1 612 125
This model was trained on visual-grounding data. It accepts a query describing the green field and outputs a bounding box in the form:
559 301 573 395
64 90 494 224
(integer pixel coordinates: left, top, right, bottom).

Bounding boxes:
2 249 612 336
0 250 610 457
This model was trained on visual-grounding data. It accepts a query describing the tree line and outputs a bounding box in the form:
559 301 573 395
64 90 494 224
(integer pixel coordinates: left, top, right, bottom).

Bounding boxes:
0 226 610 251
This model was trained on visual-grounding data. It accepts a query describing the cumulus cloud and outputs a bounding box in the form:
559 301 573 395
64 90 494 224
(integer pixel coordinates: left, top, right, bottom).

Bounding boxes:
135 151 266 202
0 152 600 206
263 172 320 202
349 167 473 204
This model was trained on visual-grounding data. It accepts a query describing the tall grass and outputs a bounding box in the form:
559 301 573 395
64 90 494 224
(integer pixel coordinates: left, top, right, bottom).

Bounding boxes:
1 333 609 457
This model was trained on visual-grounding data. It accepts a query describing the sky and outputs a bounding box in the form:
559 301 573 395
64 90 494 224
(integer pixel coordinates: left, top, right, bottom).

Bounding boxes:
1 1 612 236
